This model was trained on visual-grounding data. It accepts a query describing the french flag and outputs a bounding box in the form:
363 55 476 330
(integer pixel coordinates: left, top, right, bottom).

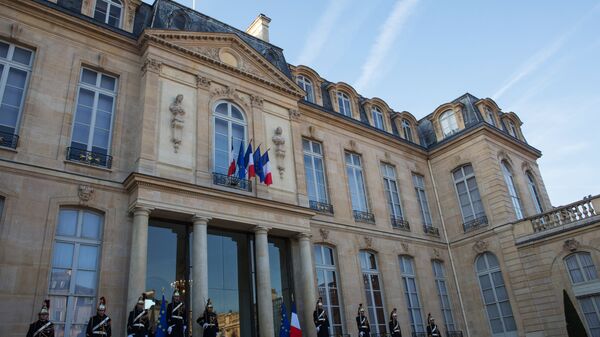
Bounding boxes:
290 301 302 337
245 142 255 179
254 145 264 182
227 141 236 176
262 150 273 186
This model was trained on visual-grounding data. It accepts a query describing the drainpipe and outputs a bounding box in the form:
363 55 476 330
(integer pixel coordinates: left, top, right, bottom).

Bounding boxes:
428 159 471 337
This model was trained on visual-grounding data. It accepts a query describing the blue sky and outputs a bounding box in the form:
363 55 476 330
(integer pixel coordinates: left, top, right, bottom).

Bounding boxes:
145 0 600 206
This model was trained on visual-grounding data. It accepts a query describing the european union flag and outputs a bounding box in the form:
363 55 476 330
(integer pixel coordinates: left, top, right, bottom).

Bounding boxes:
279 301 290 337
155 294 168 337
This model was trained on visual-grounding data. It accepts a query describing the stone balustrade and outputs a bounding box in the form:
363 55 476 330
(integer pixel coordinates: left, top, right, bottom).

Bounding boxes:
531 195 598 233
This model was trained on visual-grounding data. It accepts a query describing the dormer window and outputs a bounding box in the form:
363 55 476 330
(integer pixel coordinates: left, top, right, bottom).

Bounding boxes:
440 110 459 137
508 121 517 138
485 107 496 127
372 106 384 130
402 119 413 142
296 75 315 103
94 0 123 28
337 92 352 117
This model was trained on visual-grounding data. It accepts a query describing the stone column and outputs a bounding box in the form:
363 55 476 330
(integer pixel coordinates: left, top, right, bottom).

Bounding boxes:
192 216 210 337
254 226 274 337
298 233 317 337
127 206 151 310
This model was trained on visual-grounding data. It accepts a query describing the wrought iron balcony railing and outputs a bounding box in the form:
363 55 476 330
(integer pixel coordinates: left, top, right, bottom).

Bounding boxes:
463 215 488 232
309 200 334 214
391 216 410 231
353 210 375 224
531 195 597 233
0 131 18 149
212 172 252 192
66 147 112 168
423 225 440 236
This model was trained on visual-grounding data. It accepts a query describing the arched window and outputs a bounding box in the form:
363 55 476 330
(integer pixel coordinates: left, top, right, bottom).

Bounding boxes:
565 252 598 284
475 253 517 337
212 101 246 174
314 245 345 335
440 110 459 137
501 162 523 219
49 208 104 336
526 172 543 214
359 251 387 334
171 11 188 30
453 164 486 230
485 107 497 127
371 106 384 130
296 75 315 103
402 119 414 142
508 121 518 138
337 92 352 117
564 253 600 337
400 255 425 334
93 0 123 28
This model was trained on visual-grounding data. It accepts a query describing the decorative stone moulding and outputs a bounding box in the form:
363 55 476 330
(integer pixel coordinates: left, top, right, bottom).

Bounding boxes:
319 228 330 241
473 240 488 254
170 94 186 153
272 126 286 179
78 184 94 204
563 238 580 252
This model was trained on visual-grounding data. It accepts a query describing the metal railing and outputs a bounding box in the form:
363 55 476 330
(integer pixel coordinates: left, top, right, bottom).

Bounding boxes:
0 130 19 149
531 195 597 233
66 147 112 168
423 225 440 236
212 172 252 192
309 200 334 214
462 215 488 232
391 216 410 230
353 210 375 224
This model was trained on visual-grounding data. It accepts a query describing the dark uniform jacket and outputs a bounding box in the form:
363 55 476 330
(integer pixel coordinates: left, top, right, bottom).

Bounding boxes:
313 308 330 337
86 314 111 337
27 319 54 337
127 308 149 337
389 318 402 337
427 323 441 337
166 301 187 337
356 315 370 337
196 311 219 337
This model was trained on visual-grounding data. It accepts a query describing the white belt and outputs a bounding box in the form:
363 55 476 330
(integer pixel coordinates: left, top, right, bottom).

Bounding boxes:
134 323 145 327
93 332 107 335
172 315 183 319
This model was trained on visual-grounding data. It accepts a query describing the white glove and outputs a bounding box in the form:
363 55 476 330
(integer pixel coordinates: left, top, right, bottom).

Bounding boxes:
360 332 364 337
184 325 187 332
167 326 172 334
316 327 320 332
203 323 209 329
127 335 133 337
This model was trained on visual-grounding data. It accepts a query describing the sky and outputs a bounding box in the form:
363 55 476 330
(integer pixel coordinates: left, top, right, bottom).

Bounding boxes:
144 0 600 207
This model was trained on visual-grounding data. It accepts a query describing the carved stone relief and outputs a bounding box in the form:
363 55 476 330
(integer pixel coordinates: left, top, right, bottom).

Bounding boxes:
78 184 94 204
169 94 186 153
272 127 286 179
563 238 580 252
473 240 488 254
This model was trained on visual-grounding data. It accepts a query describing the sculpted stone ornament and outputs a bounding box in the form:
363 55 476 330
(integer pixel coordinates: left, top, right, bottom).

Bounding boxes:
210 86 249 110
250 94 264 108
401 242 409 252
433 248 441 259
289 108 301 120
564 239 580 252
473 240 488 254
196 75 211 89
142 58 162 74
78 184 94 204
319 228 330 241
272 127 286 179
364 236 373 248
170 94 186 153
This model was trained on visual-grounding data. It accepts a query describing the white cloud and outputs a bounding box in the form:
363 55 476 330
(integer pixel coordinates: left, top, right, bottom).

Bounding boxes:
354 0 420 92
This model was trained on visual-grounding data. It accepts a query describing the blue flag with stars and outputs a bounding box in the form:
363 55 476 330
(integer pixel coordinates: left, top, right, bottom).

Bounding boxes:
279 301 290 337
155 294 168 337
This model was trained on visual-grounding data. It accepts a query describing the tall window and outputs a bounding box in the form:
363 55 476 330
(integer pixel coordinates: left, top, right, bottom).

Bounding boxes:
49 208 104 337
485 107 497 127
296 75 315 103
314 245 345 335
359 251 387 334
337 92 352 117
501 162 523 219
412 174 433 226
432 260 456 332
580 296 600 337
303 139 329 209
213 101 246 174
345 153 369 212
94 0 123 28
0 40 33 148
475 253 517 337
565 253 598 284
565 253 600 337
69 68 117 167
453 165 486 226
507 121 517 138
372 107 384 130
526 172 543 214
402 119 414 142
399 256 425 334
381 163 404 222
440 110 459 137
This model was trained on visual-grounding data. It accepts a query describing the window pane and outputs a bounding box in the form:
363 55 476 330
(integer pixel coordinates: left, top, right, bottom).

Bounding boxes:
12 47 33 66
314 245 323 265
73 297 95 324
50 269 71 293
215 103 228 115
52 243 74 268
49 296 68 323
74 270 96 295
78 245 99 270
81 212 102 239
57 210 78 237
81 69 97 85
0 42 8 58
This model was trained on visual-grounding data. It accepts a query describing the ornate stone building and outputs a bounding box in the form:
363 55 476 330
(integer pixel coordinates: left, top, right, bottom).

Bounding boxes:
0 1 598 337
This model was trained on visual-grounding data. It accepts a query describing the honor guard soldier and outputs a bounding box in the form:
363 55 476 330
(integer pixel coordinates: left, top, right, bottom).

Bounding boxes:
127 295 149 337
27 299 54 337
196 299 219 337
355 303 370 337
389 308 402 337
313 297 329 337
86 297 111 337
426 313 441 337
167 289 187 337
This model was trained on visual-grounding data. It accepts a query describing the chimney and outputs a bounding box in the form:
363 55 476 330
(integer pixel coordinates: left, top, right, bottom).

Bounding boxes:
246 14 271 42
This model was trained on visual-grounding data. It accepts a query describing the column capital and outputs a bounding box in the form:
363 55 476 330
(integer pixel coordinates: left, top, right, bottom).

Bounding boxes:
296 232 312 241
132 205 153 216
192 215 211 225
253 225 270 234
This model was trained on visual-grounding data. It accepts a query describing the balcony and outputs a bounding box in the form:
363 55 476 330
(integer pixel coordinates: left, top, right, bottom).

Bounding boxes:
212 172 252 192
353 210 375 224
0 131 18 149
462 215 488 232
423 225 440 236
391 216 410 231
66 147 112 168
309 200 334 215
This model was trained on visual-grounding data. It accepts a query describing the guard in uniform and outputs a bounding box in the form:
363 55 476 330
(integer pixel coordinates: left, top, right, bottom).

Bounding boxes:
166 289 187 337
313 297 329 337
388 308 402 337
426 313 441 337
127 295 149 337
196 299 219 337
27 299 54 337
86 297 111 337
355 303 370 337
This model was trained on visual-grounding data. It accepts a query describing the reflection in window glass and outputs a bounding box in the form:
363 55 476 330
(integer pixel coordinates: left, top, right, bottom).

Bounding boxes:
315 244 345 335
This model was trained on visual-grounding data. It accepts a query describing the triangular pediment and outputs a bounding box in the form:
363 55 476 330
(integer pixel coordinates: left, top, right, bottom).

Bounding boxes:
141 30 304 97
